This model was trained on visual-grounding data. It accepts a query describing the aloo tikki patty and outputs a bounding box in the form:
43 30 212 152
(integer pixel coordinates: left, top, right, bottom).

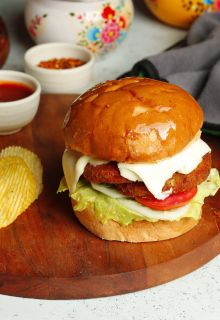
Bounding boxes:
83 153 211 198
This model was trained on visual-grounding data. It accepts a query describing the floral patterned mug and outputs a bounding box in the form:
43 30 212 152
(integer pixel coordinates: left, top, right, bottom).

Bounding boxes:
25 0 134 55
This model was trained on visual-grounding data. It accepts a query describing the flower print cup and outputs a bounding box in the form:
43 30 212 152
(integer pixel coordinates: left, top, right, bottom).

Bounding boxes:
25 0 134 55
216 0 220 10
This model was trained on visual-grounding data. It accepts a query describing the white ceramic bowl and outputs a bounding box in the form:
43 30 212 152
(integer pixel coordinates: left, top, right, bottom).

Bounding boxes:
24 43 95 94
0 71 41 135
24 0 134 55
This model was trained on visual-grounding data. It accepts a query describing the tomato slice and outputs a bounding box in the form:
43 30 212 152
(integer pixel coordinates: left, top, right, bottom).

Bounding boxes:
135 188 197 211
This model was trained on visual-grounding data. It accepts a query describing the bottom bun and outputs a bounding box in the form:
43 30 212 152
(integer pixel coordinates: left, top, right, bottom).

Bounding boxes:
72 200 199 242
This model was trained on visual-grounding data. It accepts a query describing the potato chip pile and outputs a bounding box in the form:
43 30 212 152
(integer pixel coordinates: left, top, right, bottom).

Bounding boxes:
0 146 43 228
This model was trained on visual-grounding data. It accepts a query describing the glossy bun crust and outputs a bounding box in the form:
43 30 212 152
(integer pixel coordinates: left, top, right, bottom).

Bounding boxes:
63 77 203 162
72 200 199 242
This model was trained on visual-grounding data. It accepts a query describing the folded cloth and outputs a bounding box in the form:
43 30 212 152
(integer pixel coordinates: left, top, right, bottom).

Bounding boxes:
119 13 220 131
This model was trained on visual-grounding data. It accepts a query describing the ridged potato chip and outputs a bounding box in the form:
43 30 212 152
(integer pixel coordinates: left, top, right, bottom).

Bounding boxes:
0 156 37 228
0 146 43 198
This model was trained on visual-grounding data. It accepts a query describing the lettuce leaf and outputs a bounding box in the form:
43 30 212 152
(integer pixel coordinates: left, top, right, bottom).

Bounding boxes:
57 177 68 193
58 169 220 226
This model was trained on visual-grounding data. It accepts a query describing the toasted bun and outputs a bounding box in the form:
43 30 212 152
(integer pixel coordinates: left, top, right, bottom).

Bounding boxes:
72 200 199 242
63 77 203 163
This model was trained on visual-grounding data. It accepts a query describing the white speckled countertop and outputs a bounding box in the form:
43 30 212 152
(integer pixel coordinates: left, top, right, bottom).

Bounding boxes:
0 1 220 319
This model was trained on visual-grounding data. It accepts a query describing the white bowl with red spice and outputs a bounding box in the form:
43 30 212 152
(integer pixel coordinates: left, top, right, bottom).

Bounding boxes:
0 71 41 135
24 42 95 94
24 0 134 55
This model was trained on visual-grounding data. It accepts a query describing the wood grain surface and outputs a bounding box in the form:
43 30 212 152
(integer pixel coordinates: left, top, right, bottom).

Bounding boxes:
0 94 219 300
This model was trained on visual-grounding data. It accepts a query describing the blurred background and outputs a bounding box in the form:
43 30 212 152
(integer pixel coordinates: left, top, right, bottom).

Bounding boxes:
0 0 188 84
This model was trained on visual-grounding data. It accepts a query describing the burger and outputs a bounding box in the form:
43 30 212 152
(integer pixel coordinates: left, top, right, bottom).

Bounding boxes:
60 77 220 242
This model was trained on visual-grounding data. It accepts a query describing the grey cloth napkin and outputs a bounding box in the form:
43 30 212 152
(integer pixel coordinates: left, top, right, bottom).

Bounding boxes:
120 13 220 130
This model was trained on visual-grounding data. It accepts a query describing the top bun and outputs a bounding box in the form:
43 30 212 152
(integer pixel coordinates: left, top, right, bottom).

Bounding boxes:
63 77 203 163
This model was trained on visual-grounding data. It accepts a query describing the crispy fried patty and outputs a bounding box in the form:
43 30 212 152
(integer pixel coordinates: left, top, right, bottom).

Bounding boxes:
84 162 128 184
83 153 211 197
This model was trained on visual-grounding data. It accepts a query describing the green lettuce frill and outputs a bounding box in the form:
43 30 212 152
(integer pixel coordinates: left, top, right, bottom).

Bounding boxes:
58 169 220 226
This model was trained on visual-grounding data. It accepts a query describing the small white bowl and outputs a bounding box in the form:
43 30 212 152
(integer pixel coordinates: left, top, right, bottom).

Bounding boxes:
0 71 41 135
24 43 95 94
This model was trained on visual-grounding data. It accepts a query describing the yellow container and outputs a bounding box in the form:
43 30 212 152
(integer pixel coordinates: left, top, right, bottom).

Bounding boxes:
144 0 220 29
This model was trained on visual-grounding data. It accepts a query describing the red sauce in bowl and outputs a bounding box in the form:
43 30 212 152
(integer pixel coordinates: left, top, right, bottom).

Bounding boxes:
0 81 34 102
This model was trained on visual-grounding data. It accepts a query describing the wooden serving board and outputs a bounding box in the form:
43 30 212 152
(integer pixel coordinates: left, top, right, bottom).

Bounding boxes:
0 94 219 300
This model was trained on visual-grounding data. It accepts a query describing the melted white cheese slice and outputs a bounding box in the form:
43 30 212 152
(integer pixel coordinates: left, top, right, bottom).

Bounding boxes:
62 138 210 199
117 138 210 200
62 150 107 194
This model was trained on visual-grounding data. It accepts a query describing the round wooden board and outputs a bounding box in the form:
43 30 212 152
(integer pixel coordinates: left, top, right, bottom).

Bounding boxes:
0 94 219 300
